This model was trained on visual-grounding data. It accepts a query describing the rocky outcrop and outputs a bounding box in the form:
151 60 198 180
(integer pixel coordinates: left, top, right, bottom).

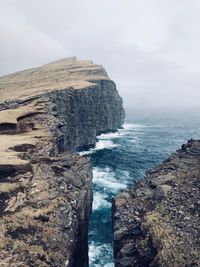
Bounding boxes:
49 79 124 152
0 57 125 266
113 139 200 267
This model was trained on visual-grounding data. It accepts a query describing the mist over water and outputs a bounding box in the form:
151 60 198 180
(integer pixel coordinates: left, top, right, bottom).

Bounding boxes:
85 109 200 267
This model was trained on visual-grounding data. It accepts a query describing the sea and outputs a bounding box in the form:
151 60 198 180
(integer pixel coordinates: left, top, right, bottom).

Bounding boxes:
80 108 200 267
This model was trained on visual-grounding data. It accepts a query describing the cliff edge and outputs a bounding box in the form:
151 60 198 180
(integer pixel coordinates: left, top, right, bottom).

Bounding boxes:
0 57 125 267
113 139 200 267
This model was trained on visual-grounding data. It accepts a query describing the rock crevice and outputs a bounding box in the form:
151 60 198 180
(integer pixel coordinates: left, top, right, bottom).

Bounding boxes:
0 58 125 267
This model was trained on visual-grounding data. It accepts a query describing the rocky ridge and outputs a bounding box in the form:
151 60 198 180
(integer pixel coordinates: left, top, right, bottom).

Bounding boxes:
113 139 200 267
0 57 125 267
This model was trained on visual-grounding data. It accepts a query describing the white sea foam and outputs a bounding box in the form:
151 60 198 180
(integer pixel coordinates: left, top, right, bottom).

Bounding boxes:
97 124 144 139
93 192 111 210
97 132 121 140
79 150 92 156
79 122 145 156
89 243 102 265
95 140 119 150
79 140 119 156
118 169 130 179
104 263 114 267
93 167 127 193
89 242 114 266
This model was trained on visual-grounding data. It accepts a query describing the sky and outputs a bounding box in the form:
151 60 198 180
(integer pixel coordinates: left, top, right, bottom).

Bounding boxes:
1 0 200 109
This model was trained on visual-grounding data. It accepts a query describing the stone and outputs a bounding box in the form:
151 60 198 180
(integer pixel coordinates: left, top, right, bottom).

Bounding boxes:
0 58 125 267
113 140 200 267
150 173 175 187
153 184 172 200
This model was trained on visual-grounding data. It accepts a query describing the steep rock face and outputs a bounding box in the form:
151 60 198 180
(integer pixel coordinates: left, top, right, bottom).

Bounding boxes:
49 80 124 152
113 140 200 267
0 58 125 267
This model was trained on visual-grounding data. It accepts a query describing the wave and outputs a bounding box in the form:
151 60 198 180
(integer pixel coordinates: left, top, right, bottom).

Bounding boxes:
89 242 114 267
80 122 146 156
93 192 111 211
95 140 119 150
97 132 121 140
79 140 119 156
93 167 127 193
118 169 130 179
89 243 101 265
97 123 146 140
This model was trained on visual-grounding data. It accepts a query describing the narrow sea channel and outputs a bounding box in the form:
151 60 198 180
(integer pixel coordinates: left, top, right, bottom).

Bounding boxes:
80 109 200 267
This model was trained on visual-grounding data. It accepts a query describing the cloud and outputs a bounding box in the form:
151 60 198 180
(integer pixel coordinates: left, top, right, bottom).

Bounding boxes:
0 0 200 108
0 1 68 74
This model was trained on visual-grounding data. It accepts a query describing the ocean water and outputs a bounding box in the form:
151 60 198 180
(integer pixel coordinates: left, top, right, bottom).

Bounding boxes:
82 109 200 267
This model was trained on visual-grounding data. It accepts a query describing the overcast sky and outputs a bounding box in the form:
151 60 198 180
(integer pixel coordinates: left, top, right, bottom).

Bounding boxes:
1 0 200 109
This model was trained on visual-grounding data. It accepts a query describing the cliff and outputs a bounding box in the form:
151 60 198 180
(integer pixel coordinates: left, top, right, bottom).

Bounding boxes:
113 139 200 267
0 57 125 267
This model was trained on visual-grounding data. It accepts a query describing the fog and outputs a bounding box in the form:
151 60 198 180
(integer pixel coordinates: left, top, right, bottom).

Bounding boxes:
1 0 200 109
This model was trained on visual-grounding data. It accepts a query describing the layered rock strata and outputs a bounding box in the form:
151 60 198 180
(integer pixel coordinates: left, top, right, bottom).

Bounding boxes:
113 139 200 267
0 57 125 267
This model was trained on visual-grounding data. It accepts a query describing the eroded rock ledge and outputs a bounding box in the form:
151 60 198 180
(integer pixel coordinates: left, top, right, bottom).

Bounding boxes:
0 57 125 267
113 139 200 267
